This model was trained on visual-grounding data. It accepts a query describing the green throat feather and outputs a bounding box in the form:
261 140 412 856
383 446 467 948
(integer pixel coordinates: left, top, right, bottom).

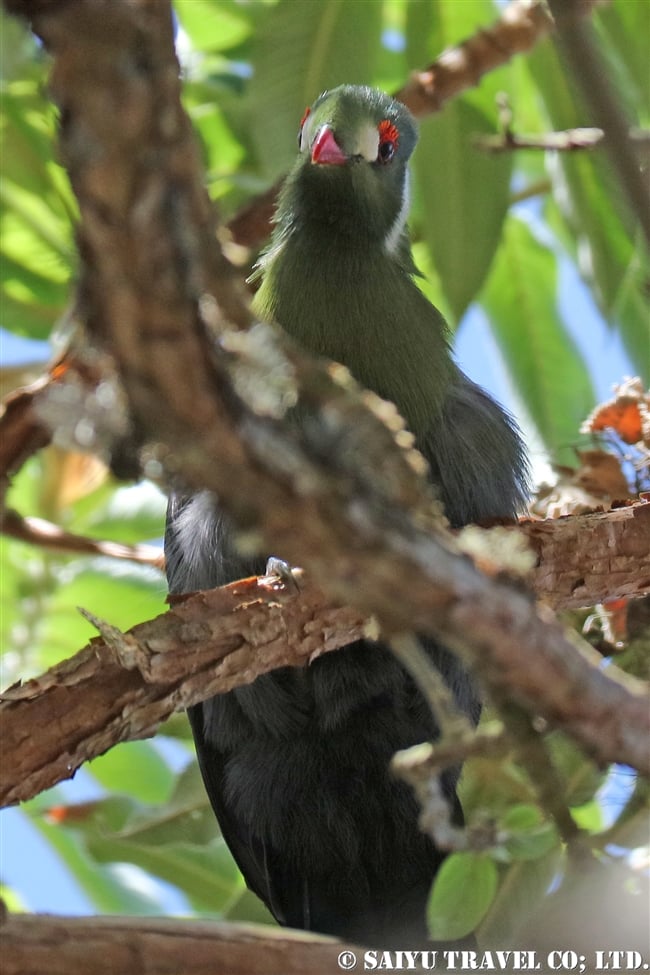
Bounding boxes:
252 84 453 440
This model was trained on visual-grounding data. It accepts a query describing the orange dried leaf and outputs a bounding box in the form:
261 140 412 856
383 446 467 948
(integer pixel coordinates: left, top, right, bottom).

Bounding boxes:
581 378 650 446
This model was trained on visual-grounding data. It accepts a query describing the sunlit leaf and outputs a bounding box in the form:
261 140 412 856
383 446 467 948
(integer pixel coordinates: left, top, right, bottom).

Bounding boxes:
29 804 163 914
528 39 650 382
414 102 512 323
174 0 253 53
500 805 559 862
595 3 650 120
248 0 383 180
427 852 498 940
406 0 513 321
88 743 174 805
481 214 595 464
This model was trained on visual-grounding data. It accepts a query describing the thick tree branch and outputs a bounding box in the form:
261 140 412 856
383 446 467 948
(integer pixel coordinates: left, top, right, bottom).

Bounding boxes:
523 500 650 609
1 911 352 975
2 541 649 808
0 575 370 806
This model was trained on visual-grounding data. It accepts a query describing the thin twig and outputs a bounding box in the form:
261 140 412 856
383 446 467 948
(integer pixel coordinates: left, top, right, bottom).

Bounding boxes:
475 126 605 152
496 700 583 845
389 632 474 739
1 509 164 568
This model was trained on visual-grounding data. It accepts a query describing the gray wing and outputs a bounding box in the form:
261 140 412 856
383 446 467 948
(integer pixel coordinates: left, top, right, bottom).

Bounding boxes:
423 372 530 528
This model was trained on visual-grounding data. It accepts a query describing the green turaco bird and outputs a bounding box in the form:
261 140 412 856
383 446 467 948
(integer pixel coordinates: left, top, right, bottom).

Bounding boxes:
166 85 529 945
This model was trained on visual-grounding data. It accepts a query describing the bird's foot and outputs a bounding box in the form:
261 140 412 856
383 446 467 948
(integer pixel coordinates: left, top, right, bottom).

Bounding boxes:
260 557 301 592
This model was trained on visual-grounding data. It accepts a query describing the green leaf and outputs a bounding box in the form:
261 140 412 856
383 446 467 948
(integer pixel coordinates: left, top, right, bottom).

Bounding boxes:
0 11 41 84
88 742 174 805
481 215 595 464
595 3 650 120
570 799 603 834
35 558 165 670
88 833 242 913
460 752 535 820
427 852 498 941
479 848 564 945
225 886 277 925
406 0 513 322
548 733 605 809
248 0 383 180
501 804 543 831
1 253 69 338
528 39 650 382
414 102 512 323
69 480 167 545
500 805 559 862
174 0 254 53
29 803 163 914
41 764 243 912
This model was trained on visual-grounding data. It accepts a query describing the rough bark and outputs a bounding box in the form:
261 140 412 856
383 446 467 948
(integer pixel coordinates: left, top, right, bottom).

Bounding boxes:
1 911 352 975
524 501 650 609
2 547 649 808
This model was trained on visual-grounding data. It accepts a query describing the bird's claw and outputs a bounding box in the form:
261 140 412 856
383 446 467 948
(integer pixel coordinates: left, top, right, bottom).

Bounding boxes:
261 557 301 592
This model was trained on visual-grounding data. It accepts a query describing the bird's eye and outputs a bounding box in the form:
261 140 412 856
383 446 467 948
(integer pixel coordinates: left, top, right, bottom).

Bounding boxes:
377 119 399 164
298 106 311 149
378 140 396 163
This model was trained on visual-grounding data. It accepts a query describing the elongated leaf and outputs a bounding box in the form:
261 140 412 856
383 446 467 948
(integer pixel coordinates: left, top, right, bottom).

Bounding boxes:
528 40 650 381
482 215 595 464
42 775 242 912
548 732 604 809
414 102 512 323
595 3 650 120
427 852 498 940
478 849 563 945
35 558 165 669
30 808 163 914
88 742 174 805
248 0 383 180
87 834 243 913
406 0 513 322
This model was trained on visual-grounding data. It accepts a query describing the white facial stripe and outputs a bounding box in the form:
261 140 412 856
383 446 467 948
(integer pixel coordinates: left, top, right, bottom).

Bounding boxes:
355 122 380 162
300 113 315 153
384 170 410 256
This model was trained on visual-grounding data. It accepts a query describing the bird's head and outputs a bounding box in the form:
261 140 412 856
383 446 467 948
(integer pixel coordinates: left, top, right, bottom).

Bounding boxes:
277 85 418 251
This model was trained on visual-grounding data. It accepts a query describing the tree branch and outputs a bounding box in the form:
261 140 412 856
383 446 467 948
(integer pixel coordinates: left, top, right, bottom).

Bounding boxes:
1 508 164 566
2 528 649 809
475 126 650 153
523 500 650 610
1 911 352 975
0 574 371 806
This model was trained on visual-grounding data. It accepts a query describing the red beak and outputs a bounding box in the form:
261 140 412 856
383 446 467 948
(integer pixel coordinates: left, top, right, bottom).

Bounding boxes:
311 125 347 166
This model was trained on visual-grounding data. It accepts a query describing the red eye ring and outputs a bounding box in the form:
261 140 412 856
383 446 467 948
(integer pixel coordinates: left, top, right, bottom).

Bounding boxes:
300 106 311 129
377 119 399 163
